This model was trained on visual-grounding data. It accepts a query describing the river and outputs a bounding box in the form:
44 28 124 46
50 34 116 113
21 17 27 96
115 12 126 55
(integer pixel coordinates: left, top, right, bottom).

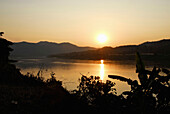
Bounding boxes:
14 57 170 94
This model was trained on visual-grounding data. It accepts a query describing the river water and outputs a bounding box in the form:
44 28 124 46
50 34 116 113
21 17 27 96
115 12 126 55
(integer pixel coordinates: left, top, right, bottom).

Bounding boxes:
14 58 169 94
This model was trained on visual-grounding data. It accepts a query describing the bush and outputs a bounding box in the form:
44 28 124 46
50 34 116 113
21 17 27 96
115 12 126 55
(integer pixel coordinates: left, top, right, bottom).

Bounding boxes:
73 75 126 113
108 52 170 113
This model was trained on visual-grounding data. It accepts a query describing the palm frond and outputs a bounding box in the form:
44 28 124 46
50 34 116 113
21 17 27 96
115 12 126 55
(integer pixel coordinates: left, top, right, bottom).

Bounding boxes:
108 75 133 85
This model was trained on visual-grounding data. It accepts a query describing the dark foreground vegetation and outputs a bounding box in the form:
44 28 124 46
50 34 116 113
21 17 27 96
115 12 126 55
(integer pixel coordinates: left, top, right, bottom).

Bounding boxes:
0 35 170 114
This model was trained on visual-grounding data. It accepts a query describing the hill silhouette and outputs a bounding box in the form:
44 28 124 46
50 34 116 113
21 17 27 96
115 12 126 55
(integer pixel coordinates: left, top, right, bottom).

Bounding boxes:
50 39 170 61
11 41 95 58
114 39 170 54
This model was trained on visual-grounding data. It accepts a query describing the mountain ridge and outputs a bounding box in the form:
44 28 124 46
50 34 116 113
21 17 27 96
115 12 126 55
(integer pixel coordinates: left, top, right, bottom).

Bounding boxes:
50 39 170 60
10 39 170 59
11 41 95 58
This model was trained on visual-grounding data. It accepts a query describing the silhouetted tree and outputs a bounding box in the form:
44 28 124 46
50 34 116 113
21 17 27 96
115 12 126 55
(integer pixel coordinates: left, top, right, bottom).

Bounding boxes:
73 75 126 113
0 32 13 67
0 32 22 84
0 32 4 36
108 52 170 113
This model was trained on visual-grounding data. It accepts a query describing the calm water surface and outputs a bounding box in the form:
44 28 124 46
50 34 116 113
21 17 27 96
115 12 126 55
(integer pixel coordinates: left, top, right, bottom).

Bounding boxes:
14 58 169 94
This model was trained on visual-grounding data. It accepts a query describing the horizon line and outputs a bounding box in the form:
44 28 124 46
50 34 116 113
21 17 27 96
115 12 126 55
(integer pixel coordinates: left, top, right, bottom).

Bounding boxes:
9 38 170 49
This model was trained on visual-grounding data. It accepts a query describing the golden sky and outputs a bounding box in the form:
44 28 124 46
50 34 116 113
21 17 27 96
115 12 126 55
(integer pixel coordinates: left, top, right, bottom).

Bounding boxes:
0 0 170 47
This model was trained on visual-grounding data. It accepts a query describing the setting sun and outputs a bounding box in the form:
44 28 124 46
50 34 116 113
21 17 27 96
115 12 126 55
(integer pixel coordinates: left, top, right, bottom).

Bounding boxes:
97 34 107 43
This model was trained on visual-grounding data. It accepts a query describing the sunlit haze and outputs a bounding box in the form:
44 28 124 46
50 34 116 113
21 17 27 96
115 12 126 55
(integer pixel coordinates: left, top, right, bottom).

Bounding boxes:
97 34 107 44
1 0 170 47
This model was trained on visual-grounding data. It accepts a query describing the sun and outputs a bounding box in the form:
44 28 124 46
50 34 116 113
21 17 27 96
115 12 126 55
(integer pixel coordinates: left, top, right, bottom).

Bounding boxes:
97 34 107 43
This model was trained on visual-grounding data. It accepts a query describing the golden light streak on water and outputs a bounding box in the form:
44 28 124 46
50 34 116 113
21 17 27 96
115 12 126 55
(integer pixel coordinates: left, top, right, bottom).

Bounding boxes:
101 60 104 64
100 60 104 80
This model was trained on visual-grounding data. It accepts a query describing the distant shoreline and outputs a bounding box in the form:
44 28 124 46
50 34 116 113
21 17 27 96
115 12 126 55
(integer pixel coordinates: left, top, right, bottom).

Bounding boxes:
50 53 170 61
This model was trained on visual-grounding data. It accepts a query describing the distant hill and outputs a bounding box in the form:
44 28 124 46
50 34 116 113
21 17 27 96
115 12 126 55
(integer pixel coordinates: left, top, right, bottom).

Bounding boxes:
50 39 170 61
113 39 170 54
10 41 95 58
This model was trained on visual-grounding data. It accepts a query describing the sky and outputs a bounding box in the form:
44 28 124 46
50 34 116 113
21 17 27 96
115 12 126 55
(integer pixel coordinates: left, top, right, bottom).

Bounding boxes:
0 0 170 47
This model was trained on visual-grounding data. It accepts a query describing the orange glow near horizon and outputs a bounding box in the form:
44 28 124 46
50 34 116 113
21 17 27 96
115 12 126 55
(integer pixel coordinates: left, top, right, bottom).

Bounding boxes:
1 1 170 47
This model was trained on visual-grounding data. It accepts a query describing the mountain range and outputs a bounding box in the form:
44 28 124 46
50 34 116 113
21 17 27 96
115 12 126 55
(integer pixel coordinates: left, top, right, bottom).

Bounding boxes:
50 39 170 61
10 41 95 58
10 39 170 60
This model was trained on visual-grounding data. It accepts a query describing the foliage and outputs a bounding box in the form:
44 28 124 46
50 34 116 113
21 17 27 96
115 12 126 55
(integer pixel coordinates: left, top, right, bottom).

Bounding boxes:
74 75 116 104
46 72 62 87
0 36 13 67
108 52 170 113
72 75 127 113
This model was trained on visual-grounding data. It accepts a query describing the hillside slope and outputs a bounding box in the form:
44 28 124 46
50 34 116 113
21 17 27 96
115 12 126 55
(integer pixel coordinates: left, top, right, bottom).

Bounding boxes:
50 39 170 60
10 41 95 58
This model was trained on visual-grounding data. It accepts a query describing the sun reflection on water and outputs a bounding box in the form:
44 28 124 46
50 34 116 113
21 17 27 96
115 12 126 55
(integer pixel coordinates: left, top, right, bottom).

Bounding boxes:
100 60 105 80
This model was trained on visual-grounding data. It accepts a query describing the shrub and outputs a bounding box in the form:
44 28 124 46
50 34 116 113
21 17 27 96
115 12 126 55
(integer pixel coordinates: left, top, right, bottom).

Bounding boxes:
108 52 170 113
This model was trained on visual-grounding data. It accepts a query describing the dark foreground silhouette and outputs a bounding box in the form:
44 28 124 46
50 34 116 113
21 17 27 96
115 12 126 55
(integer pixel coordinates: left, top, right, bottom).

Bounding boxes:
0 34 169 114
